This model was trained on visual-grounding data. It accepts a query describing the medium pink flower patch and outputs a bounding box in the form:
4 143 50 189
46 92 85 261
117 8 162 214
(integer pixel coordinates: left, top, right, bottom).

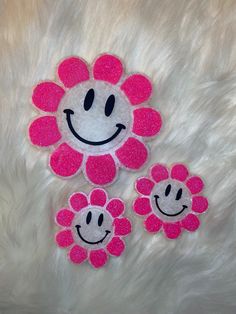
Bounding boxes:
55 188 132 268
28 54 162 185
133 163 208 239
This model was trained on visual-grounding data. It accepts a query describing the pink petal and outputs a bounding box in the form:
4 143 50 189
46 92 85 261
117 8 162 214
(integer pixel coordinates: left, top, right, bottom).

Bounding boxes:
106 237 125 256
135 177 154 195
192 196 208 213
32 82 65 112
55 208 75 227
114 218 132 236
121 74 152 105
133 197 152 215
181 214 200 232
106 199 125 217
144 214 162 233
116 138 148 170
171 164 189 182
85 154 117 185
150 163 169 183
29 116 61 147
58 57 89 88
186 176 204 194
69 192 88 212
49 143 83 177
89 189 107 206
68 245 87 264
55 230 74 248
133 108 162 137
163 222 181 239
89 249 108 269
93 54 123 84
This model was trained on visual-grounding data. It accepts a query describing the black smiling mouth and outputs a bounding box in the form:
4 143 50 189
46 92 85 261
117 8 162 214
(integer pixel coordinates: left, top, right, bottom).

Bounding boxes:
63 109 126 146
154 195 188 217
75 225 111 245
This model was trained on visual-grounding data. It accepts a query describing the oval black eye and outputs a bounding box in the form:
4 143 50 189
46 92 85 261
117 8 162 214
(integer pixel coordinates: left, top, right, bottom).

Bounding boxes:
86 211 92 224
84 89 95 111
105 95 115 117
165 184 171 197
98 213 104 226
176 188 182 200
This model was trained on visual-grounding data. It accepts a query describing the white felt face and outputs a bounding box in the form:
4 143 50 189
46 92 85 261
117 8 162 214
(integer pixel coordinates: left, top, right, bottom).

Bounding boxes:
150 179 191 222
57 80 132 155
72 206 113 249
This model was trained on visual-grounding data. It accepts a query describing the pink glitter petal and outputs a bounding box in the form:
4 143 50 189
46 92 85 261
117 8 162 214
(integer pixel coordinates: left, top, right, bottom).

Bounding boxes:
32 82 65 112
114 217 132 236
55 230 74 248
55 208 75 227
69 192 88 212
135 177 155 196
89 189 107 206
150 164 169 183
163 222 181 239
171 164 189 182
192 196 208 213
116 137 148 170
85 154 117 185
106 237 125 256
93 54 123 84
181 214 200 232
29 116 61 147
89 249 108 269
58 57 89 88
186 176 204 194
133 197 152 215
132 108 162 137
106 199 125 217
68 245 87 264
49 143 83 177
121 74 152 105
144 214 162 233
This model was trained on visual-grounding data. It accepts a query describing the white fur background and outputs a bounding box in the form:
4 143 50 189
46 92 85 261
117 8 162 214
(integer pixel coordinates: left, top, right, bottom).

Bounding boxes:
0 0 236 313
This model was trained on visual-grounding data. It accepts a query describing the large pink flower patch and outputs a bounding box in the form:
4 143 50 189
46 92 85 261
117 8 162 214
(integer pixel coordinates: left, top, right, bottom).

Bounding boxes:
29 54 162 185
133 163 208 239
55 188 132 268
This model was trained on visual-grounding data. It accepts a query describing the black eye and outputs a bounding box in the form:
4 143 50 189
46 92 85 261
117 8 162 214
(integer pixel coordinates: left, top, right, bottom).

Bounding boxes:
84 89 95 111
176 188 182 200
98 213 104 226
105 95 115 117
165 184 171 197
86 211 92 224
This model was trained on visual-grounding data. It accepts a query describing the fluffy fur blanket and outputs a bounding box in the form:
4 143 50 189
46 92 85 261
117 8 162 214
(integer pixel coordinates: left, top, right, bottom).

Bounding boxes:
0 1 236 313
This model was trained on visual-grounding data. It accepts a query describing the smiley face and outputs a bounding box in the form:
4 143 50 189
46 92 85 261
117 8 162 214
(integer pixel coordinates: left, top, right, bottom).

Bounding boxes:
58 80 132 155
150 179 191 221
72 206 113 249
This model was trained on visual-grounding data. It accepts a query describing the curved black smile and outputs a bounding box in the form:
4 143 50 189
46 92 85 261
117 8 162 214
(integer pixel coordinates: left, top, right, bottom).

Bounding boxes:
63 109 126 146
154 195 187 217
75 225 111 245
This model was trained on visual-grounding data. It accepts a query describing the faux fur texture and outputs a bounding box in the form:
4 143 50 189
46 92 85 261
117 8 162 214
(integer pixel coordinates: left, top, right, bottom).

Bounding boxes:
0 0 236 313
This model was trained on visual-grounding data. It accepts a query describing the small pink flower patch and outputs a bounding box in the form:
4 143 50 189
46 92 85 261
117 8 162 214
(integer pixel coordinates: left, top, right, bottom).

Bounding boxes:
29 54 162 185
133 163 208 239
55 188 132 268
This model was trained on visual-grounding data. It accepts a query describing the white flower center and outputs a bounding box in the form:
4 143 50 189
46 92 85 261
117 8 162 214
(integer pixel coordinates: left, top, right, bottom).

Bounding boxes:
57 80 132 155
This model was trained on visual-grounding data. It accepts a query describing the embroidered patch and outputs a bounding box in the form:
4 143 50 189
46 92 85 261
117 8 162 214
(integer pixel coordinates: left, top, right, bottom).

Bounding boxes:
28 54 162 185
133 163 208 239
55 188 132 268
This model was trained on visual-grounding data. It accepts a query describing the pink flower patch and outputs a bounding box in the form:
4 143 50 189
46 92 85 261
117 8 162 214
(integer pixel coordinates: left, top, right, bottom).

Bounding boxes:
29 54 162 185
133 163 208 239
55 188 132 268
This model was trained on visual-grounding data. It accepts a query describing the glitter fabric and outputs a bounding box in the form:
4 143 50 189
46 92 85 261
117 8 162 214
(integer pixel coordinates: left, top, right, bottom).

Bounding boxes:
55 188 132 269
133 163 208 239
28 53 162 185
